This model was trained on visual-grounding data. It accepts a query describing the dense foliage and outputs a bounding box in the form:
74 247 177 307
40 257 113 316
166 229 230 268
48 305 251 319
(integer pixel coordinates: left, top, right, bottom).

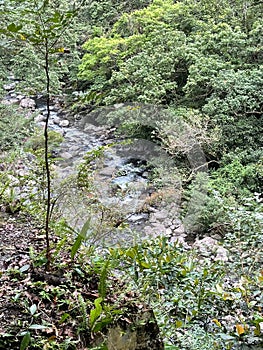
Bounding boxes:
0 0 262 349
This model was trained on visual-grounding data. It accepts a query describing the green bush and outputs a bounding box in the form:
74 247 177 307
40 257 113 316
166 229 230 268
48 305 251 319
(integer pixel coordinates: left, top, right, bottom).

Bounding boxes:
106 230 263 349
0 103 34 151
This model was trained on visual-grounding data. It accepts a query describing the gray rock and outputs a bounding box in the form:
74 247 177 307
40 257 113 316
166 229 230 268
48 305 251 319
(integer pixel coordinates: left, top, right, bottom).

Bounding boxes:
34 114 47 123
165 228 172 236
128 214 148 223
173 224 185 235
2 98 19 105
59 119 70 127
16 94 25 100
20 98 36 109
106 310 164 349
173 218 182 226
3 82 16 91
150 210 168 221
98 167 115 177
49 111 57 118
114 103 124 109
7 74 15 80
63 130 83 140
52 116 61 125
59 152 73 160
194 237 228 261
215 246 228 262
84 123 105 133
69 145 81 153
194 237 217 253
151 222 166 233
170 235 190 248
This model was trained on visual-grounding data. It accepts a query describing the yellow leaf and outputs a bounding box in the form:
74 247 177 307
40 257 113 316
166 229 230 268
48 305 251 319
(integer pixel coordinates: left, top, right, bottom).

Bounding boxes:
236 324 245 336
57 47 64 53
258 275 263 283
48 335 56 342
165 254 171 263
254 324 261 336
19 34 26 40
212 319 221 327
175 320 183 328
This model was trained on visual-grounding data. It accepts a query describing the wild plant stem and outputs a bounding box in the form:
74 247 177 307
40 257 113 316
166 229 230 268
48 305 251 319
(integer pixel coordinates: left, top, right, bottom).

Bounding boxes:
44 37 51 270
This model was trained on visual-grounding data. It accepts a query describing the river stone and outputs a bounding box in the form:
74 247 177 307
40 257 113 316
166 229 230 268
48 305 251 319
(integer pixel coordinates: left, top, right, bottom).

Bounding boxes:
194 237 228 261
128 213 148 223
153 210 169 220
59 151 73 160
2 98 19 105
16 94 25 100
34 114 46 123
52 116 61 125
173 224 185 235
20 98 36 109
3 82 16 91
165 227 172 236
214 246 228 262
59 119 70 127
63 129 82 139
170 235 190 248
84 123 105 134
98 166 115 177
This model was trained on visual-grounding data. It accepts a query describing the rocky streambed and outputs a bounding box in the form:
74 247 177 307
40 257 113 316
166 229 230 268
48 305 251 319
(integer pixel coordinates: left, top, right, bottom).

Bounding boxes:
2 82 228 259
2 81 188 247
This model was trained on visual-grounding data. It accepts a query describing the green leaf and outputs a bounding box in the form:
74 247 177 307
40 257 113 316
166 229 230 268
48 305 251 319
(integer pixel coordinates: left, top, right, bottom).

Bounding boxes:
28 324 48 330
59 313 70 324
19 264 30 273
7 23 22 33
140 261 151 269
93 316 113 332
98 260 110 300
29 304 37 315
20 332 31 350
79 217 92 237
71 218 91 259
70 234 83 260
90 297 103 329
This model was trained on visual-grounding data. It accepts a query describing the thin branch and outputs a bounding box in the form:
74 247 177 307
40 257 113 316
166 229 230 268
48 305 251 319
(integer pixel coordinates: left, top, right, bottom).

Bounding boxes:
44 37 51 270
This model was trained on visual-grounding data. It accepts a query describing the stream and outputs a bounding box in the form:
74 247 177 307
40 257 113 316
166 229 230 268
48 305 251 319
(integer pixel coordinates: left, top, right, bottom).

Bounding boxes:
2 84 187 247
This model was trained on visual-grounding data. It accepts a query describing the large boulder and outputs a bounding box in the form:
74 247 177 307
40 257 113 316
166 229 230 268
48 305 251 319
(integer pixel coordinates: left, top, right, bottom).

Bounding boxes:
93 307 164 350
19 97 36 109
